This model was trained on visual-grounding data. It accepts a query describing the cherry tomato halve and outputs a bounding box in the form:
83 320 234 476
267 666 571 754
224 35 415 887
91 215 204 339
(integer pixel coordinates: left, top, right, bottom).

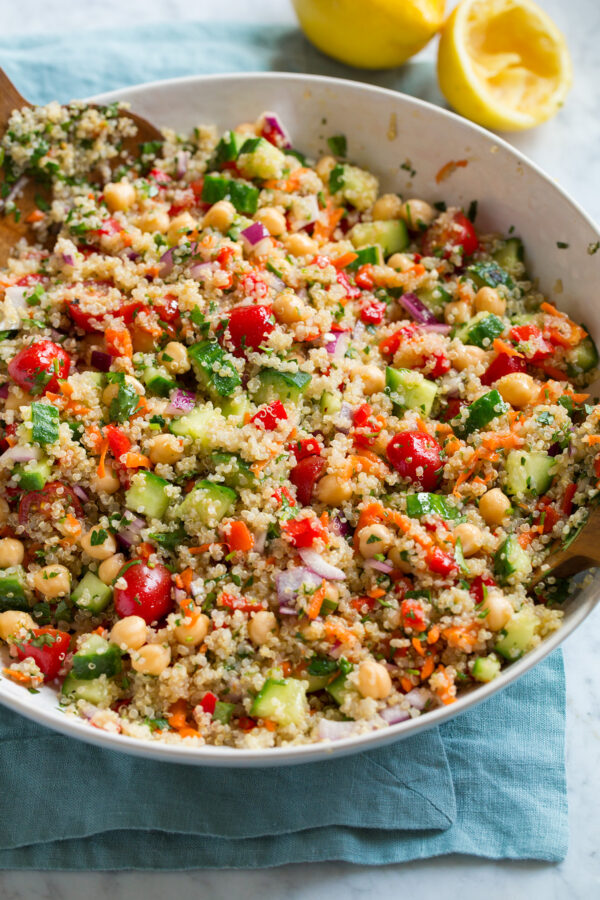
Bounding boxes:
15 628 71 681
387 431 443 491
481 352 528 386
8 341 70 395
421 210 478 259
113 562 174 624
290 456 326 505
18 481 84 526
226 304 274 354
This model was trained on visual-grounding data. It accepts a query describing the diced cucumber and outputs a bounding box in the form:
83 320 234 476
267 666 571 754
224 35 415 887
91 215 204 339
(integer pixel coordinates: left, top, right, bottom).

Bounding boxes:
71 634 122 680
126 471 170 519
405 493 462 520
211 452 255 489
306 673 335 693
329 163 378 211
495 608 538 660
472 654 501 682
71 572 112 614
226 215 253 242
385 367 437 416
176 479 237 529
253 368 311 404
505 450 555 497
325 672 353 706
237 137 286 180
349 219 409 257
455 312 505 348
566 335 599 376
188 340 241 397
453 389 509 437
0 567 29 612
494 535 532 583
169 405 225 447
250 677 308 726
492 237 525 276
467 261 514 290
218 394 251 419
12 458 51 491
213 701 235 724
346 245 382 269
416 284 451 317
61 673 114 705
214 130 247 166
142 366 176 398
320 390 342 416
201 174 259 215
31 402 59 445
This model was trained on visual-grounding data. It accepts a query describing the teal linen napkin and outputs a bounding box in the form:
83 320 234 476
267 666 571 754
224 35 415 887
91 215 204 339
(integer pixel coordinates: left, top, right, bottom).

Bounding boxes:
0 23 568 867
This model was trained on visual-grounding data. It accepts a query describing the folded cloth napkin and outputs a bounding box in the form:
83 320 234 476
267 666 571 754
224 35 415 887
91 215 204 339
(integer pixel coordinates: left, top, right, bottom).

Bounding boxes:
0 22 568 868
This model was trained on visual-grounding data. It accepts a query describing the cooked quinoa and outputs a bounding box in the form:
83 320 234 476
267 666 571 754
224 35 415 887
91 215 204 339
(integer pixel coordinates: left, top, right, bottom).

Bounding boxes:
0 102 597 748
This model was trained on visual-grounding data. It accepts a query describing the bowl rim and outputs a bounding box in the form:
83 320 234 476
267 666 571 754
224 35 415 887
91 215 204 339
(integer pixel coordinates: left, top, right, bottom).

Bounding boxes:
1 70 598 766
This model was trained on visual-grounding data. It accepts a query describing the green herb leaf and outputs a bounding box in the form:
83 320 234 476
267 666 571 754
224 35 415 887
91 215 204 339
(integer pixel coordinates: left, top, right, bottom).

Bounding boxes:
31 402 59 444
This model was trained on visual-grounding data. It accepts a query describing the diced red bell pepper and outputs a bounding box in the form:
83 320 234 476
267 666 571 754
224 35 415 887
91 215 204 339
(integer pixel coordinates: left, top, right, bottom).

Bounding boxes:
219 593 264 614
251 400 287 430
355 264 374 290
281 515 328 548
290 456 326 505
425 546 458 577
290 437 322 461
336 270 361 300
200 691 218 715
509 324 553 362
427 352 451 378
359 297 386 325
226 304 274 354
105 424 132 460
481 352 527 386
401 598 427 631
379 324 418 357
469 575 496 606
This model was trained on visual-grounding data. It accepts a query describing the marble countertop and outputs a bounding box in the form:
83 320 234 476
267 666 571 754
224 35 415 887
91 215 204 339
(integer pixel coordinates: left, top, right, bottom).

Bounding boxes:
1 0 599 897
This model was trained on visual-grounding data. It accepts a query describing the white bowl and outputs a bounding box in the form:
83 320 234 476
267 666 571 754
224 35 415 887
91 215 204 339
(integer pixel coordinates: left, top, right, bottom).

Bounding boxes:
1 73 598 766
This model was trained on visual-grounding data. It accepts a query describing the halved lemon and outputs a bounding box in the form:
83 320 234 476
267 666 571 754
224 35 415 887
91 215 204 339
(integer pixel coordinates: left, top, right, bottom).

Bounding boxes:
437 0 572 131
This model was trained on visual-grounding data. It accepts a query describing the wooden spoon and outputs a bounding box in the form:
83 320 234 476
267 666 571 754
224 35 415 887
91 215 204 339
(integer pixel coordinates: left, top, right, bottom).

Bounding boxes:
0 67 162 266
529 505 600 587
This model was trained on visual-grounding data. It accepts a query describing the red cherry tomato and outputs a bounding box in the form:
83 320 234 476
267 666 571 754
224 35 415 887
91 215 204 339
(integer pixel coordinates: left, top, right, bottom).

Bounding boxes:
509 324 553 361
226 304 274 354
148 168 172 186
154 295 180 324
379 324 419 357
219 593 263 614
481 352 528 386
281 515 328 548
387 431 443 491
289 437 322 462
421 210 479 258
8 340 70 395
113 562 174 624
290 456 326 505
359 296 386 325
15 628 71 681
251 400 287 431
18 481 84 526
426 546 458 577
105 424 132 461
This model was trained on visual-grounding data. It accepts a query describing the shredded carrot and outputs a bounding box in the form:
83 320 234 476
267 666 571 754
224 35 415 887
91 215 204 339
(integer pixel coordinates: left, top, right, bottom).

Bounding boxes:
367 587 386 600
179 567 193 594
435 159 468 183
420 656 435 681
427 625 440 645
307 581 327 620
432 665 457 705
565 389 589 403
401 676 415 693
223 520 254 553
168 699 188 730
86 425 105 454
178 727 201 739
435 422 454 437
493 338 523 358
412 637 425 657
313 205 345 243
442 624 478 652
135 542 154 561
332 251 358 269
96 437 109 479
123 452 151 469
480 432 524 452
26 209 45 223
188 542 222 554
263 719 277 732
3 668 34 685
105 327 133 359
324 619 356 645
60 513 82 544
444 437 464 457
415 417 430 435
281 661 292 677
587 435 600 445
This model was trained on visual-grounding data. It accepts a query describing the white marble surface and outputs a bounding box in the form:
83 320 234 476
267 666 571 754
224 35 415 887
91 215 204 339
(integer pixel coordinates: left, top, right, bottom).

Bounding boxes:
1 0 599 896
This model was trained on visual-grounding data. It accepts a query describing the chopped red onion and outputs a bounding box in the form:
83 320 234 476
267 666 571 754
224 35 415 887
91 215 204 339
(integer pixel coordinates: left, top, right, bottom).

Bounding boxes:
0 384 9 399
62 253 75 266
117 516 145 549
71 484 89 503
253 527 267 555
176 150 190 179
0 176 27 212
324 331 350 360
404 688 430 710
158 248 174 278
548 442 562 458
166 388 196 415
380 706 411 725
364 559 394 574
125 250 140 262
90 350 112 372
189 261 214 280
317 719 365 741
277 567 322 608
290 195 320 232
298 548 346 581
174 587 187 605
240 222 270 248
279 606 297 616
336 401 354 433
261 112 292 149
1 445 42 465
398 292 440 325
331 514 351 537
420 323 451 334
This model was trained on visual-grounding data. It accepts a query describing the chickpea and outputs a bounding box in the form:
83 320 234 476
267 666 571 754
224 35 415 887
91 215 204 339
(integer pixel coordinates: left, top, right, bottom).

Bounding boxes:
131 643 171 675
91 462 120 495
80 527 117 561
167 212 196 245
316 474 353 506
110 615 147 651
174 609 210 646
372 193 403 221
148 433 184 465
0 537 24 568
4 386 31 412
315 155 336 180
479 488 511 527
137 207 170 234
398 199 436 231
255 207 286 236
495 373 538 409
387 252 413 271
357 523 393 559
444 300 471 325
479 590 513 631
104 180 136 213
285 233 318 257
272 291 309 325
247 610 278 645
357 364 385 395
202 200 235 233
357 660 392 699
98 553 125 586
474 286 506 317
0 497 9 524
453 523 483 557
0 610 36 642
159 341 190 375
451 344 488 372
33 564 70 598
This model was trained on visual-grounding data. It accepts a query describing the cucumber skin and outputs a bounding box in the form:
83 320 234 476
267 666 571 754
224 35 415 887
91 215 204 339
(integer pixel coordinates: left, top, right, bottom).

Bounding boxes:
71 571 112 614
385 367 437 416
493 535 532 583
495 610 537 660
0 568 29 612
250 677 308 726
125 471 170 519
505 450 555 497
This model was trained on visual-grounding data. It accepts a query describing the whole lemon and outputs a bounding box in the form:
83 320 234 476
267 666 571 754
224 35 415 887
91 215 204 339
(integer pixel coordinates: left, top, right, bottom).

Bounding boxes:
292 0 446 70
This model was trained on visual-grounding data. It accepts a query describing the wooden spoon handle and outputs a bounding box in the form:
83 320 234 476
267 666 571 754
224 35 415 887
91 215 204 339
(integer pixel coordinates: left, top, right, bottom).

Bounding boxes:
0 69 31 131
529 504 600 585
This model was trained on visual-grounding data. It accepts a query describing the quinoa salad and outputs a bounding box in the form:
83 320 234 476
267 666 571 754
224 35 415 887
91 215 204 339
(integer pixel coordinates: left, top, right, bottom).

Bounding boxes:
0 101 597 749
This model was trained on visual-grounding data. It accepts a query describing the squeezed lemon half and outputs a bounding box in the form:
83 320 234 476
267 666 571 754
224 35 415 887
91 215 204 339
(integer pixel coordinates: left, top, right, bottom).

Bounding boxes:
437 0 572 131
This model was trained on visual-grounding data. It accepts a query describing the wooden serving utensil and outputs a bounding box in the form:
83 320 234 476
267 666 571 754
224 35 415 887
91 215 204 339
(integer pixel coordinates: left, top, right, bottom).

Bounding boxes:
0 67 162 266
529 505 600 587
